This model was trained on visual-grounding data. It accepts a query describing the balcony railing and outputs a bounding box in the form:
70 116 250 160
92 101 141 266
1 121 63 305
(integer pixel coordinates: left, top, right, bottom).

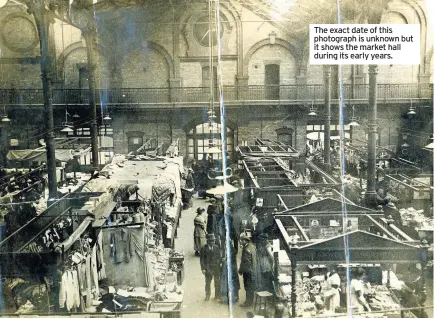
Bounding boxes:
0 84 431 106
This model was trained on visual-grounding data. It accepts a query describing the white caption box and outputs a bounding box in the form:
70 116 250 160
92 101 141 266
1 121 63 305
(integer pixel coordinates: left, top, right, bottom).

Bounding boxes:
309 24 420 65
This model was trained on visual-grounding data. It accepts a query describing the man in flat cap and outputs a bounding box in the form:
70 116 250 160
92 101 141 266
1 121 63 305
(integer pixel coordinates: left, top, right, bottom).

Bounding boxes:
238 233 260 307
200 233 222 301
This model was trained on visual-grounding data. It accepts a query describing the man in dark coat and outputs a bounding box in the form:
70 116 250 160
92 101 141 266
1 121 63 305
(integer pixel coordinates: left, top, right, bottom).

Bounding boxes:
238 233 259 307
200 233 222 301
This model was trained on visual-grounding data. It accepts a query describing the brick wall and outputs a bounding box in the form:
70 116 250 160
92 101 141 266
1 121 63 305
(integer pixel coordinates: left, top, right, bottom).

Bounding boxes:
122 48 170 88
111 111 172 154
248 45 297 85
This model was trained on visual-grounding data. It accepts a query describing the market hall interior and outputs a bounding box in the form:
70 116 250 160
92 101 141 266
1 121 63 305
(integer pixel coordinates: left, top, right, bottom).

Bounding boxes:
0 0 432 318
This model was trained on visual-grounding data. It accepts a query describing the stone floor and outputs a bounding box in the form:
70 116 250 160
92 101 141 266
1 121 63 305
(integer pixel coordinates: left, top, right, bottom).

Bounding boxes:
177 194 434 318
177 194 255 318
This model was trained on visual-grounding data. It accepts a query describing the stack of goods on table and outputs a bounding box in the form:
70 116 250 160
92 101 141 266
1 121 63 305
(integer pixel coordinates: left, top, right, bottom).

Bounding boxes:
365 284 402 317
278 276 325 317
98 246 184 313
399 207 433 228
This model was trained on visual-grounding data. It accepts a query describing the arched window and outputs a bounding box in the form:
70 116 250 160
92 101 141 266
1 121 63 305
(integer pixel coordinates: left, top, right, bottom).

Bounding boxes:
186 122 234 161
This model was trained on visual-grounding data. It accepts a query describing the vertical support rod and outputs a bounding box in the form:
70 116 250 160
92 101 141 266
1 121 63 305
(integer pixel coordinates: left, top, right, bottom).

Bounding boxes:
33 3 57 199
420 241 428 313
83 28 99 172
0 123 8 167
323 65 331 170
290 246 298 318
365 64 378 207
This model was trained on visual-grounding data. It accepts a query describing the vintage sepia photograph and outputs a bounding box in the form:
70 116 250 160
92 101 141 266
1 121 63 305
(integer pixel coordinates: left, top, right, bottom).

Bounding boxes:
0 0 432 317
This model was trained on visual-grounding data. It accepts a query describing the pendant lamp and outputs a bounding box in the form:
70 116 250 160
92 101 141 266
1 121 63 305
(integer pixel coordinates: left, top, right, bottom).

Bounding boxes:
207 181 238 195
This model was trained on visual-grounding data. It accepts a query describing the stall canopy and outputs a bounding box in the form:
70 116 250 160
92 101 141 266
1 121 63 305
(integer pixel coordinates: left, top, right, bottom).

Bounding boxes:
7 146 91 163
280 198 377 214
237 138 300 158
283 230 422 264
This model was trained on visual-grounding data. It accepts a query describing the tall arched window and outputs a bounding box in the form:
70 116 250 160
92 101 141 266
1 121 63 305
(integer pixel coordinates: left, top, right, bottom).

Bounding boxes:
187 122 234 161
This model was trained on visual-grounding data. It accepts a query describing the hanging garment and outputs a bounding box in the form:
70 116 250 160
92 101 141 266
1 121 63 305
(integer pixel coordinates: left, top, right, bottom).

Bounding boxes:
97 232 107 280
65 271 74 311
85 255 93 304
91 245 100 298
71 270 81 309
59 271 69 310
77 262 88 308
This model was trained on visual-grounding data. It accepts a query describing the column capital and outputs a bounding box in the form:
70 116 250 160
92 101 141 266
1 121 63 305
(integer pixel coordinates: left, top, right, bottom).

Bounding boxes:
368 64 378 74
81 23 98 38
323 65 331 77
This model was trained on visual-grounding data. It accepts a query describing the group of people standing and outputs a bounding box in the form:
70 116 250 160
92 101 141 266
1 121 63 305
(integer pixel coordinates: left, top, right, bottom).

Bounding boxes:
193 200 275 307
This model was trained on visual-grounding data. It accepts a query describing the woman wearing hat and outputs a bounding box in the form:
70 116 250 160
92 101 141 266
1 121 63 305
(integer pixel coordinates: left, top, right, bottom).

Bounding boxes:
350 267 371 313
256 233 274 293
194 207 207 256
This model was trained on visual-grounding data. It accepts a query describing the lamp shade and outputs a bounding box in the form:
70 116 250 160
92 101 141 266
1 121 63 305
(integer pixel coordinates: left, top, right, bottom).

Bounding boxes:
103 114 112 121
72 113 80 118
349 119 359 126
61 126 74 133
308 110 317 116
206 146 221 154
207 182 238 195
1 115 11 122
407 107 416 115
424 142 434 149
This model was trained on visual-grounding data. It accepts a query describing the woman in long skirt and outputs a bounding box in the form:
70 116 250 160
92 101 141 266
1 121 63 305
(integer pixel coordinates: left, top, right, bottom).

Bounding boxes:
194 207 207 256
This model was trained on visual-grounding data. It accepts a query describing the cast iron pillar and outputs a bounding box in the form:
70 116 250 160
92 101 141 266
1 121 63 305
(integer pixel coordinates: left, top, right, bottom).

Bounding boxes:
420 239 428 314
290 244 298 318
323 65 331 171
31 0 57 199
365 65 378 207
0 121 9 167
83 25 99 172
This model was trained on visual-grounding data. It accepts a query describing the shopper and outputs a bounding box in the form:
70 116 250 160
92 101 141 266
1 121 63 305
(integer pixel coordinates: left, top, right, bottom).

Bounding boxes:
349 267 371 313
256 233 274 293
206 199 219 237
323 265 341 313
194 207 206 256
219 241 240 304
238 233 259 307
200 233 222 301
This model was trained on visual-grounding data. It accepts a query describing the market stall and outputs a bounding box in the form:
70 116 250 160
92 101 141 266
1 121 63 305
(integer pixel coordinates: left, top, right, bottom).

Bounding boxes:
237 139 339 212
0 189 118 314
88 154 183 249
272 200 429 318
80 154 185 316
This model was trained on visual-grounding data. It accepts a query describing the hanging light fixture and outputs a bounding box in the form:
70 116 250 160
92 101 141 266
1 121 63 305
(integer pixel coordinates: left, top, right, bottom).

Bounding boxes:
206 138 221 154
1 105 10 122
207 109 217 120
308 100 317 116
60 109 74 133
407 99 416 115
407 107 416 115
72 113 80 118
424 136 434 149
348 104 359 126
60 125 74 133
308 109 317 116
207 180 238 195
103 114 112 121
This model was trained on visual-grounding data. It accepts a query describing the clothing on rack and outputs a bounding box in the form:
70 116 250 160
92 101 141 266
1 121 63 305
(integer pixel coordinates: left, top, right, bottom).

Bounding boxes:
59 269 80 311
102 226 150 287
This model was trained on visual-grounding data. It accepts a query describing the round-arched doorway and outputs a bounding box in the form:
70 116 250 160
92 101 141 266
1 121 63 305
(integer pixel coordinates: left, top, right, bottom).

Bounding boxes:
186 122 234 161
